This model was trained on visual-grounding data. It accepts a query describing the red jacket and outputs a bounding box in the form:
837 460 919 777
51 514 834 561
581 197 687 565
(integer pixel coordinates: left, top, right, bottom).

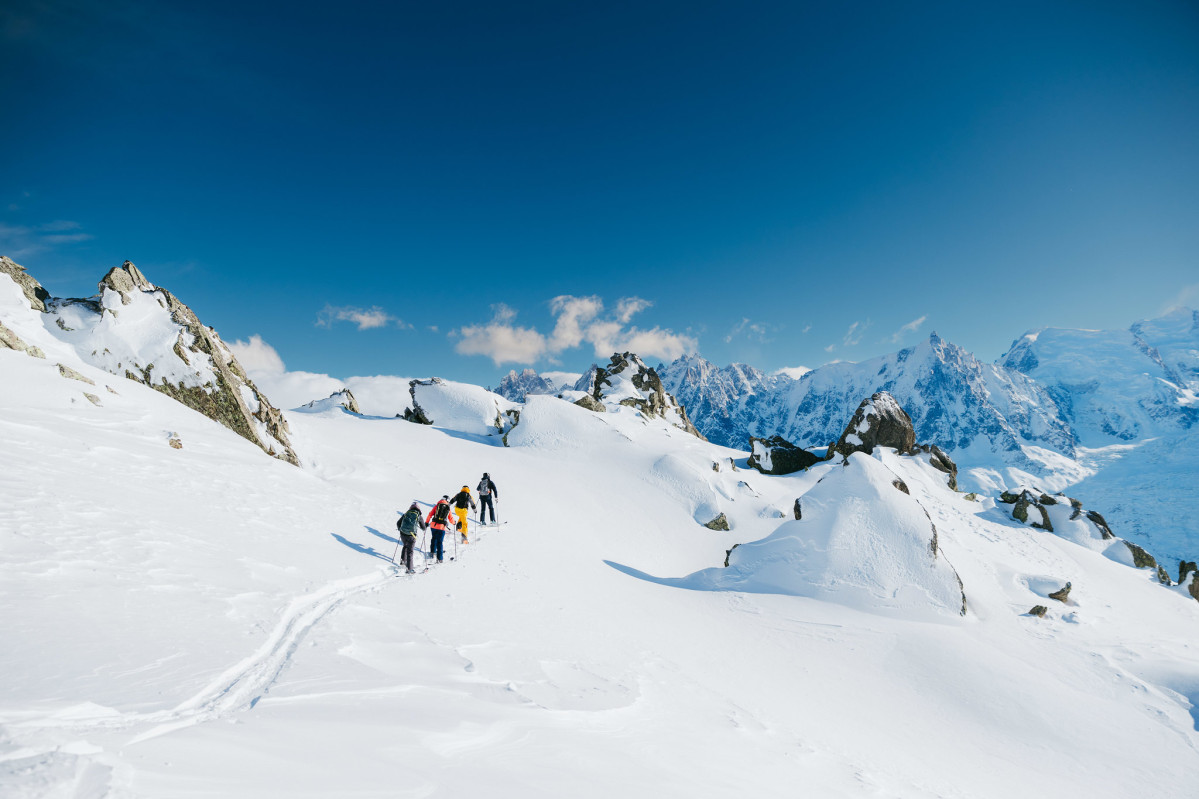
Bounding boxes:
425 501 454 531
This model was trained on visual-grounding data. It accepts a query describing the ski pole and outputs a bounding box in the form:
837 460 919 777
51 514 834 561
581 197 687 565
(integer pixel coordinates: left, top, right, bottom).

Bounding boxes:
390 527 402 563
421 528 428 569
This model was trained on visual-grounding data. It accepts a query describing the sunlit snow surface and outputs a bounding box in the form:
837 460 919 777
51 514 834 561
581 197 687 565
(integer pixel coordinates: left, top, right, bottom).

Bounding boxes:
3 283 1199 796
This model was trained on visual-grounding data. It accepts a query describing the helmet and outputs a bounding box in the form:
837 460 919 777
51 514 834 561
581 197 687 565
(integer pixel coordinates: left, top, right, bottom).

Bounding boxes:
441 495 449 500
409 501 420 510
483 472 489 478
462 485 470 491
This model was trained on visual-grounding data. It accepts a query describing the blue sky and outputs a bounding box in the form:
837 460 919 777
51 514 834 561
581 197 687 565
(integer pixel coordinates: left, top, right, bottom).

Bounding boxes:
2 0 1197 387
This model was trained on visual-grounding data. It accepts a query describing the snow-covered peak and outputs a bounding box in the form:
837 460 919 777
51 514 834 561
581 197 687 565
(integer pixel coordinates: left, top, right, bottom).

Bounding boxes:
495 368 562 402
575 352 705 439
2 258 299 465
297 389 362 415
999 308 1199 443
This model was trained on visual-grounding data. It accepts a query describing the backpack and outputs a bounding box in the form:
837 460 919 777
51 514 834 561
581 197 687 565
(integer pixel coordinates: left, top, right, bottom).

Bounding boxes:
477 479 490 495
398 508 420 535
433 502 451 525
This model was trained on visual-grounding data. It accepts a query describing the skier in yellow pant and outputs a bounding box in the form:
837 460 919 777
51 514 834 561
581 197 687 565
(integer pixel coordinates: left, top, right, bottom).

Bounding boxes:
450 485 477 544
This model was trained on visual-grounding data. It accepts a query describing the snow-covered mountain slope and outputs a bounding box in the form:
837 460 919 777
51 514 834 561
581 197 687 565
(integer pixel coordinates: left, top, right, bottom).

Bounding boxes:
657 353 794 448
4 344 1199 797
404 377 520 439
1000 308 1199 443
494 367 567 402
1 258 298 464
662 335 1075 479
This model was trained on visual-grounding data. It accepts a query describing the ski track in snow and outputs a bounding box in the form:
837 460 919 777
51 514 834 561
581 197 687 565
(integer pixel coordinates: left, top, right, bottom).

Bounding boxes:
4 569 397 749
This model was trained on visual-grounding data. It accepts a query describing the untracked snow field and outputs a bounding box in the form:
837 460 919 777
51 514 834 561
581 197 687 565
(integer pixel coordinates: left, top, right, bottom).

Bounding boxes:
3 347 1199 797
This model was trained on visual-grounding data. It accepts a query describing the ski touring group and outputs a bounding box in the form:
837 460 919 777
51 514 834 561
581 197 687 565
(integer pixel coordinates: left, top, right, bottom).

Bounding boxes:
393 473 500 574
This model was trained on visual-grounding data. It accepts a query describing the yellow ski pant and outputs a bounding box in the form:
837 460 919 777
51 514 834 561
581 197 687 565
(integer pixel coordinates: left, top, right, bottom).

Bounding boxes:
455 507 469 541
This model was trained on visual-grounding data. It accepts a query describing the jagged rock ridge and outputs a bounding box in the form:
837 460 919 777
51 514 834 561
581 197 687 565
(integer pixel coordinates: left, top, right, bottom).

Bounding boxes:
8 258 299 465
573 352 706 439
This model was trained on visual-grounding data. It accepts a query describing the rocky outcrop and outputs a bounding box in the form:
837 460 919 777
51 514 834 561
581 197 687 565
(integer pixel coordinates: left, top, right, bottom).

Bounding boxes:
1123 541 1159 570
573 395 605 413
1029 605 1048 618
793 498 802 520
0 256 51 312
834 392 917 459
581 353 705 439
999 489 1054 531
747 435 820 475
892 478 910 495
0 320 45 358
111 263 297 464
916 444 958 490
303 389 361 414
403 379 435 424
1179 560 1197 585
40 261 299 465
57 363 94 385
1048 582 1072 603
703 513 730 531
1085 510 1114 540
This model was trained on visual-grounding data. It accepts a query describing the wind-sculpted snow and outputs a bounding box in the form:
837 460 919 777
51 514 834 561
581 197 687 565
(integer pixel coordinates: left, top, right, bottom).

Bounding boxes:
406 377 519 440
637 452 968 620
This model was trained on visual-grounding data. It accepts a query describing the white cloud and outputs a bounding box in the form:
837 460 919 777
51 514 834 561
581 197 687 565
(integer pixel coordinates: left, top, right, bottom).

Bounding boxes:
614 297 652 324
225 334 418 414
842 320 870 347
454 305 548 366
452 294 696 367
605 326 697 362
317 304 406 331
774 366 811 380
228 334 286 376
1163 284 1199 314
824 344 836 353
888 315 928 343
540 370 582 389
548 295 603 352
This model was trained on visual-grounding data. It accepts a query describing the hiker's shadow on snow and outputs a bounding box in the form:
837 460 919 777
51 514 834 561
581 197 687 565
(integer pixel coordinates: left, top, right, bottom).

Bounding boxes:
365 525 398 545
331 532 393 563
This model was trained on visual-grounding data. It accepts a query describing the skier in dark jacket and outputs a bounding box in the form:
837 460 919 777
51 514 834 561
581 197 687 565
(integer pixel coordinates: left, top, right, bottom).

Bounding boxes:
396 502 428 573
424 496 454 562
477 472 499 525
450 486 477 543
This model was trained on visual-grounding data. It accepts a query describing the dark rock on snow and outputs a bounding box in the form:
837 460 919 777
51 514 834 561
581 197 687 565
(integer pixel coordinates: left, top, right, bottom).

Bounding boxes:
1048 582 1072 603
747 435 820 475
833 391 918 459
703 513 730 531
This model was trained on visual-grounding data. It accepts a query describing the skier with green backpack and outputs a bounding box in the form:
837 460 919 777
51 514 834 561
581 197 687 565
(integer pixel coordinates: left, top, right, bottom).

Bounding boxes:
395 502 428 573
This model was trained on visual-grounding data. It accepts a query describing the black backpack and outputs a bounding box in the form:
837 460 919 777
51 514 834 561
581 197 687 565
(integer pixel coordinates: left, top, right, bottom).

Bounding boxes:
398 508 420 535
433 502 451 525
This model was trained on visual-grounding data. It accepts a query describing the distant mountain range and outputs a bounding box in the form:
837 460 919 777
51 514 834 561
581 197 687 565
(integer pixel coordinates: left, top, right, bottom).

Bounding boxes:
659 310 1198 461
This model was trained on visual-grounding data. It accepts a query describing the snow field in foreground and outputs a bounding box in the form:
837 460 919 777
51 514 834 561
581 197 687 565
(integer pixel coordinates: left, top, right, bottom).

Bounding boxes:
2 350 1199 797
